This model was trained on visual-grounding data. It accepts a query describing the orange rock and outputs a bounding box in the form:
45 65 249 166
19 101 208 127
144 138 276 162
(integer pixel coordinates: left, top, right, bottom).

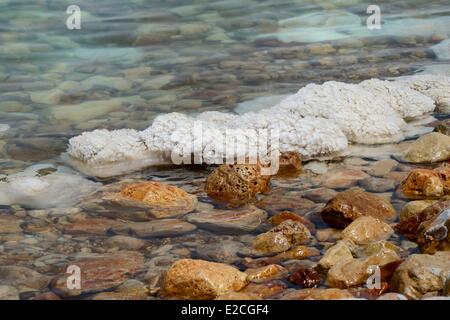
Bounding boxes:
280 288 354 300
417 207 450 254
160 259 248 300
400 169 444 199
51 251 144 297
245 264 288 282
205 164 270 205
274 245 320 260
277 151 302 177
253 220 311 254
320 188 397 229
239 280 287 299
269 211 316 234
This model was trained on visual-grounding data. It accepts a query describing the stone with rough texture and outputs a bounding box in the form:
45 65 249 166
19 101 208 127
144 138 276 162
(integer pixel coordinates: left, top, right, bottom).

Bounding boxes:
320 188 397 228
205 164 271 205
280 288 354 300
0 266 51 291
277 151 302 176
315 169 369 189
400 169 446 199
84 181 198 220
51 251 144 297
302 187 338 203
390 252 450 299
400 200 437 222
160 259 248 299
401 133 450 163
186 205 267 234
245 264 288 282
0 285 20 300
417 208 450 254
342 216 394 245
366 159 398 177
318 241 354 270
253 220 311 254
269 211 315 234
111 219 196 238
435 119 450 136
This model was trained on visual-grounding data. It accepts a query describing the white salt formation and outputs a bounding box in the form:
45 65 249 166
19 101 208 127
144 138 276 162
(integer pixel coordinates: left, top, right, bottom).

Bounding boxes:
395 74 450 113
0 165 101 208
66 74 449 178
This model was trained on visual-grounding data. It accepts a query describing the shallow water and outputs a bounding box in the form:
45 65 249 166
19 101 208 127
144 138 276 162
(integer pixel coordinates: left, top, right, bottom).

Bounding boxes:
0 0 449 300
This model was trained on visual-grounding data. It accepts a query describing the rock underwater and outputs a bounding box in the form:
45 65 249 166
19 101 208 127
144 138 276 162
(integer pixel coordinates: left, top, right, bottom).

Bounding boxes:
65 74 449 178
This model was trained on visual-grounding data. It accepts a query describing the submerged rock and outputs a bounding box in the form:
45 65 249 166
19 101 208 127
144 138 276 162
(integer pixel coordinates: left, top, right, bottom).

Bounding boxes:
400 132 450 163
269 211 315 234
320 188 396 229
160 259 248 299
253 220 311 254
342 216 394 245
111 219 196 238
51 251 144 297
82 181 197 220
205 164 271 205
390 251 450 299
400 168 448 199
318 240 354 270
400 200 438 222
435 119 450 136
0 266 51 291
186 205 267 234
280 288 354 300
417 208 450 254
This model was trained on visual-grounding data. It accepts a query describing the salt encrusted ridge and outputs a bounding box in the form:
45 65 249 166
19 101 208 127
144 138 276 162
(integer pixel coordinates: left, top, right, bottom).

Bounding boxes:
395 74 450 112
66 74 449 177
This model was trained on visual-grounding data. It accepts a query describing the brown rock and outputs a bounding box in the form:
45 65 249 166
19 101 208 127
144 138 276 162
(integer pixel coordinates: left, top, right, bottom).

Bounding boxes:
51 251 144 297
350 282 389 300
273 245 320 261
302 187 338 203
318 240 354 270
401 132 450 163
111 219 196 238
316 228 342 242
160 259 248 299
320 188 397 228
417 208 450 254
205 164 271 205
400 169 445 199
186 205 267 234
396 199 450 240
256 191 316 215
105 235 146 250
316 169 369 189
435 119 450 136
59 217 123 236
342 216 394 245
288 267 323 288
400 200 437 222
245 264 287 282
269 211 316 234
82 181 197 220
253 220 311 254
276 151 302 177
215 292 261 300
0 266 51 291
280 288 354 300
390 251 450 299
366 159 398 177
0 215 23 233
91 280 149 300
239 280 287 299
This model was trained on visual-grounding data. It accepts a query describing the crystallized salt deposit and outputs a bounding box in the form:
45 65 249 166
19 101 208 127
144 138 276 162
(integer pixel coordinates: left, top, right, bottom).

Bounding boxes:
0 165 101 208
66 75 448 177
395 74 450 113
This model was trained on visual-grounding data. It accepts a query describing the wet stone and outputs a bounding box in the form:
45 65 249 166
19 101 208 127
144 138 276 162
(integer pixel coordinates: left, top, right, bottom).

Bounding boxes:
359 177 395 193
111 219 197 238
302 187 338 203
320 188 397 229
51 251 144 297
186 205 267 234
0 266 51 291
314 169 369 189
